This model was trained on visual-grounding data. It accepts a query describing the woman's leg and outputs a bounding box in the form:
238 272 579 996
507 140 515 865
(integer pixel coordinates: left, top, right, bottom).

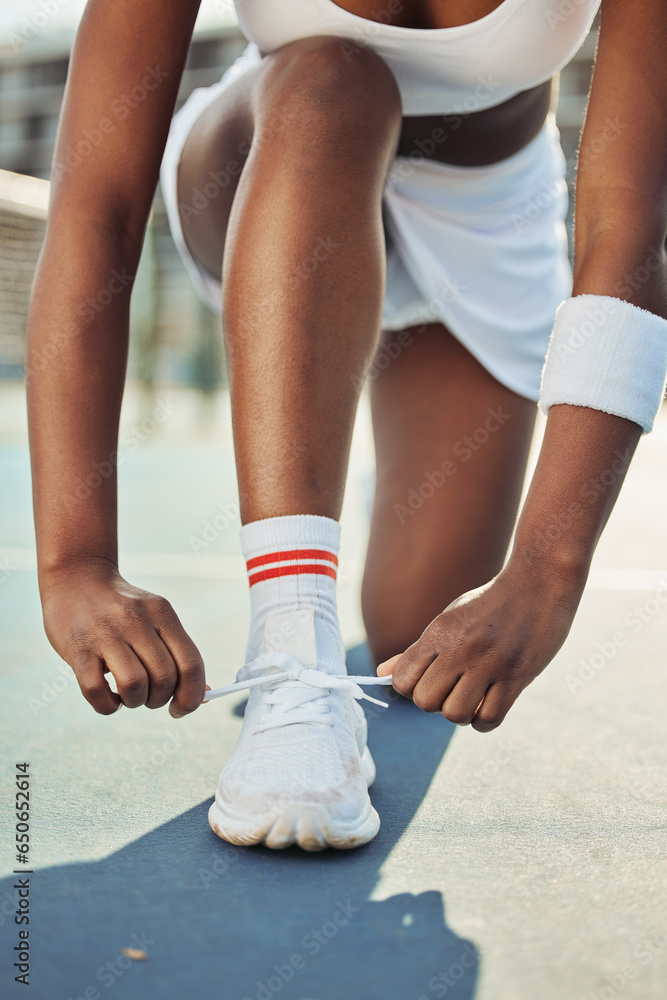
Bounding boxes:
178 36 402 521
363 323 537 666
177 37 404 850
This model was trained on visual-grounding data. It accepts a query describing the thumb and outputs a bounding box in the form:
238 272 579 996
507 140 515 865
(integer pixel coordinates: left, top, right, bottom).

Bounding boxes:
376 653 401 677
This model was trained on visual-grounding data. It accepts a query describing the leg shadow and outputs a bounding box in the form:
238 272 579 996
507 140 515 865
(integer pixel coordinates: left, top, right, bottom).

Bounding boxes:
0 645 479 1000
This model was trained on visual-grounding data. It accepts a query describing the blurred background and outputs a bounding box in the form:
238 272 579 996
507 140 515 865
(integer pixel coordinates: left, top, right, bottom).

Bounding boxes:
6 13 667 1000
0 1 600 399
0 0 247 397
0 0 606 659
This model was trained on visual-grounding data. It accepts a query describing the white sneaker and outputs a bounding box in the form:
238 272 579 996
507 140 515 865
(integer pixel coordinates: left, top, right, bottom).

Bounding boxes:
206 611 392 851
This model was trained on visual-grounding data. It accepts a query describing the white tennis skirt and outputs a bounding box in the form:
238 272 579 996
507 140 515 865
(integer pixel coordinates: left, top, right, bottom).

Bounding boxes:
160 42 572 402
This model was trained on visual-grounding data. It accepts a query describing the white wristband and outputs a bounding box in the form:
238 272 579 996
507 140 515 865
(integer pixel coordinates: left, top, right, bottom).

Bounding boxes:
539 295 667 434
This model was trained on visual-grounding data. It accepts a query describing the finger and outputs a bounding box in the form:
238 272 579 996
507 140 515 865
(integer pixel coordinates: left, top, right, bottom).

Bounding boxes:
128 634 178 710
386 643 438 699
169 635 207 717
73 656 122 716
471 682 516 733
150 612 206 719
376 654 400 677
149 607 206 717
441 674 491 726
102 643 150 708
411 655 460 713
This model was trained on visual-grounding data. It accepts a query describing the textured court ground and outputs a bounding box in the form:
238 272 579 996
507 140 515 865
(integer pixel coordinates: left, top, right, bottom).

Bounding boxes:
1 382 666 1000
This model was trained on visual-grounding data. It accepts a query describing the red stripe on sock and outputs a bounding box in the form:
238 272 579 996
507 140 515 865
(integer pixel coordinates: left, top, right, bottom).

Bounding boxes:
246 549 338 571
248 563 337 587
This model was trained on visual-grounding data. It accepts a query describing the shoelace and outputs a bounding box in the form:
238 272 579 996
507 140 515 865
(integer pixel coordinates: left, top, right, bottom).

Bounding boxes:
203 651 394 731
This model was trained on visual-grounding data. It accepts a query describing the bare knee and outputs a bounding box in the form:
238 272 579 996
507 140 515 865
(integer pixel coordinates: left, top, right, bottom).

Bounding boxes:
365 621 417 670
363 559 501 666
255 35 402 151
362 580 430 667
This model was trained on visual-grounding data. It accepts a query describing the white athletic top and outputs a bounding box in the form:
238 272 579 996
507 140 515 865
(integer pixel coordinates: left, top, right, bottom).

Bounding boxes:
234 0 601 115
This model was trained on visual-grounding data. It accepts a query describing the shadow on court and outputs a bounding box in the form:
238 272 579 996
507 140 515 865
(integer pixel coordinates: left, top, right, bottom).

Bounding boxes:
0 646 479 1000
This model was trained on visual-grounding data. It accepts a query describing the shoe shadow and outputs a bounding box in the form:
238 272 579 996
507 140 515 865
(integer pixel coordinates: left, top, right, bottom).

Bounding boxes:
0 645 479 1000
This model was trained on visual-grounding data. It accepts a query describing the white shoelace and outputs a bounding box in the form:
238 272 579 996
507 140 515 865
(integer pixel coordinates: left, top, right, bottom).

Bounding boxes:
203 651 394 731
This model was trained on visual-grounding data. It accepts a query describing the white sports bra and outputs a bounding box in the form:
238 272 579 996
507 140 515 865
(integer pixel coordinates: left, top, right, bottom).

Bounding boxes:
234 0 601 115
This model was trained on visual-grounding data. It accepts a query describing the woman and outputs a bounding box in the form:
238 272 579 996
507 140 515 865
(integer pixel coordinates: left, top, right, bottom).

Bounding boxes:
27 0 667 851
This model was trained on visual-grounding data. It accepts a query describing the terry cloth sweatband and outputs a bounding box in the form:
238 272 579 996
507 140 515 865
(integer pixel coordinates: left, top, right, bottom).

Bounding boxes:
539 295 667 434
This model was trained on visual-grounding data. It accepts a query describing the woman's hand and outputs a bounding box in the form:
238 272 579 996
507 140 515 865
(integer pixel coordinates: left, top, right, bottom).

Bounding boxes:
40 559 206 718
377 561 581 732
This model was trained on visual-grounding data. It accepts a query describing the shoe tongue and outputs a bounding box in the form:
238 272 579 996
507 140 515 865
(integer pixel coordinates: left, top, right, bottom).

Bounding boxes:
262 610 318 668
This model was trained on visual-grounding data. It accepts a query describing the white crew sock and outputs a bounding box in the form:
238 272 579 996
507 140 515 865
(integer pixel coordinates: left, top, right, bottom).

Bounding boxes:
239 514 346 676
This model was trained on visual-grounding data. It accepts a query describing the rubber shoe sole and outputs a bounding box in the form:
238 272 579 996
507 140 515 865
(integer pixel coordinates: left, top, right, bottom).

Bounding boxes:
208 746 379 852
